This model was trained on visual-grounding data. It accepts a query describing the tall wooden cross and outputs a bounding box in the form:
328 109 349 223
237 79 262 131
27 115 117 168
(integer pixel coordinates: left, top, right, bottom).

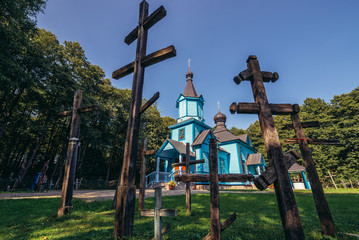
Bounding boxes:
57 90 97 217
171 143 204 213
230 55 305 240
140 187 177 240
176 139 243 239
282 117 340 237
112 1 176 238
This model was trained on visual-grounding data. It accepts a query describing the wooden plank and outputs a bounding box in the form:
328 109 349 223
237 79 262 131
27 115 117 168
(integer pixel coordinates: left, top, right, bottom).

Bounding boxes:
57 90 82 217
154 187 162 240
141 45 176 68
58 105 97 117
209 138 220 240
175 174 254 183
125 6 166 45
230 102 299 115
144 150 156 156
140 92 160 114
114 1 149 238
233 69 279 85
139 138 147 211
284 138 342 145
151 224 171 240
246 55 304 240
203 212 237 240
186 143 191 214
254 150 301 190
328 171 337 190
282 121 320 130
140 209 178 217
112 46 176 79
171 159 204 167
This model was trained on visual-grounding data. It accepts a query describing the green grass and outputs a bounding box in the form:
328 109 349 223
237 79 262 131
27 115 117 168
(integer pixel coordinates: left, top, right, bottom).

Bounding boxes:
0 192 358 239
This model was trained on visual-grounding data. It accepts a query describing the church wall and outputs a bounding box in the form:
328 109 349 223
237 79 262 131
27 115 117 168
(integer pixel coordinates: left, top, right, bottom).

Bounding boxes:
179 100 186 119
219 142 241 174
187 100 198 116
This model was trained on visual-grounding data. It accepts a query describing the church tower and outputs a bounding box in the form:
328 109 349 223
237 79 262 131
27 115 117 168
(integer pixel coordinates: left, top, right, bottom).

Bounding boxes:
176 66 205 123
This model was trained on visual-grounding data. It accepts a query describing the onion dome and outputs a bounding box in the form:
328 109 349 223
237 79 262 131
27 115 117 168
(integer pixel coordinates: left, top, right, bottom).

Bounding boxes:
214 110 227 124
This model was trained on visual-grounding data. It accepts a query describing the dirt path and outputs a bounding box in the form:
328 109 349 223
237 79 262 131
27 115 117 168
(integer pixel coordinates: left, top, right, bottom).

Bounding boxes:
0 189 270 202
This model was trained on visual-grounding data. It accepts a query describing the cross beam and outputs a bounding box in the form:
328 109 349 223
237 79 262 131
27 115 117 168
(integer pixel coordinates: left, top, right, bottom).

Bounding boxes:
113 1 176 238
140 188 177 240
230 102 300 115
171 159 204 167
175 174 254 183
233 69 279 85
283 138 342 145
57 90 96 217
230 55 305 240
254 150 301 190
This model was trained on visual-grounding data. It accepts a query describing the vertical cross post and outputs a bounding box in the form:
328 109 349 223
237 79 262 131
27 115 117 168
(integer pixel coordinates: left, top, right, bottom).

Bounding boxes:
209 138 221 240
139 138 148 211
240 55 305 239
290 113 336 237
57 90 82 217
185 143 191 213
154 187 162 240
114 1 148 238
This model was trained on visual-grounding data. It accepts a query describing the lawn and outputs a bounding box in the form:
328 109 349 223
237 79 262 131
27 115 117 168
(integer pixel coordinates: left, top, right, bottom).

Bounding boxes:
0 191 358 240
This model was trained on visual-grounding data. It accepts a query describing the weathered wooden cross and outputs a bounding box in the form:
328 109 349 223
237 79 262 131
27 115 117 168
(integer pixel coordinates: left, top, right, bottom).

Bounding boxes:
57 90 97 217
230 55 305 240
171 143 205 213
282 118 341 237
141 187 177 240
139 138 157 211
176 139 242 239
112 1 176 238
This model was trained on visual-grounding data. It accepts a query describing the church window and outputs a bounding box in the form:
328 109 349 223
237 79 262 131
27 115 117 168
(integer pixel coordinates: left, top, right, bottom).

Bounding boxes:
179 128 185 140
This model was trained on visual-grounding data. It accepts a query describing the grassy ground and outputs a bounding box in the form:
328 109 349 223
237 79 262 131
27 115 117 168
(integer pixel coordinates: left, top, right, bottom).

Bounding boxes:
0 191 358 240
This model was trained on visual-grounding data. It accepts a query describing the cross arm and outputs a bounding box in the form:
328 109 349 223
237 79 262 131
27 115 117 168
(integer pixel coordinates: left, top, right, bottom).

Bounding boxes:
171 159 205 167
202 212 237 240
144 150 157 156
282 121 320 130
112 45 176 79
141 209 177 217
233 69 279 85
140 92 159 114
254 150 301 190
125 6 167 45
283 138 342 145
175 174 254 183
229 103 300 115
58 105 99 117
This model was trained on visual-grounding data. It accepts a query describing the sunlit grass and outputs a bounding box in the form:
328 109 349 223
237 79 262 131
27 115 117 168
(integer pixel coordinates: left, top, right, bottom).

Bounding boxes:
0 191 358 239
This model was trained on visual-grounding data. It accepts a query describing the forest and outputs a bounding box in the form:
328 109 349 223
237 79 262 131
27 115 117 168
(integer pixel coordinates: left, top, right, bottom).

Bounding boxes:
1 0 358 190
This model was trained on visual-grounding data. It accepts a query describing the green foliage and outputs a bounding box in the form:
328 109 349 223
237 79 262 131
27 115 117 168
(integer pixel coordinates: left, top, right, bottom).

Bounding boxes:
0 192 358 239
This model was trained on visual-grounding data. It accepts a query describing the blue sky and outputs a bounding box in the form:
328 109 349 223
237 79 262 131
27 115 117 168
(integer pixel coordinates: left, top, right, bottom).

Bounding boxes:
37 0 359 130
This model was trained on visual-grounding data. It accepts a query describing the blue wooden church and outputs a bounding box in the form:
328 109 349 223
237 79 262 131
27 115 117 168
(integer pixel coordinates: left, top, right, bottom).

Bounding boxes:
146 67 266 187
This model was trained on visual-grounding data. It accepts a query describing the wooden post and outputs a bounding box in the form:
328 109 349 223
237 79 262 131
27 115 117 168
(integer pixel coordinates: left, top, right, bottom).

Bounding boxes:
341 180 347 189
291 112 336 237
349 180 354 189
209 138 220 240
113 2 176 238
328 171 337 190
139 138 148 211
141 187 177 240
57 90 82 217
233 55 305 240
203 212 237 240
186 143 191 214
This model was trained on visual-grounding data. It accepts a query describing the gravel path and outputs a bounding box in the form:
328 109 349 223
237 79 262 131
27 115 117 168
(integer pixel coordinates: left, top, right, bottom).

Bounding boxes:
0 189 270 202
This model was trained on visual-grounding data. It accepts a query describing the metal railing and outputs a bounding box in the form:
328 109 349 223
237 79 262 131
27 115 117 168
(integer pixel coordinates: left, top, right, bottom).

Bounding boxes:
145 171 171 188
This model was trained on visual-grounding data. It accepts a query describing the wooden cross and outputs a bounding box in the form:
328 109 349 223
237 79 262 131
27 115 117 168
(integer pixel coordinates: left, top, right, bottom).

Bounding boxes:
282 117 339 237
57 90 97 217
171 143 205 213
230 55 305 240
139 138 157 211
176 139 241 240
140 187 177 240
326 171 338 190
113 1 176 238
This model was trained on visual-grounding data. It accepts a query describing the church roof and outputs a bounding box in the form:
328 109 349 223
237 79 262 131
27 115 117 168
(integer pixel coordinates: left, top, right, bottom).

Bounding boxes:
168 117 211 130
192 129 211 146
183 67 199 97
288 163 306 173
246 153 263 165
213 128 248 144
167 139 196 157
